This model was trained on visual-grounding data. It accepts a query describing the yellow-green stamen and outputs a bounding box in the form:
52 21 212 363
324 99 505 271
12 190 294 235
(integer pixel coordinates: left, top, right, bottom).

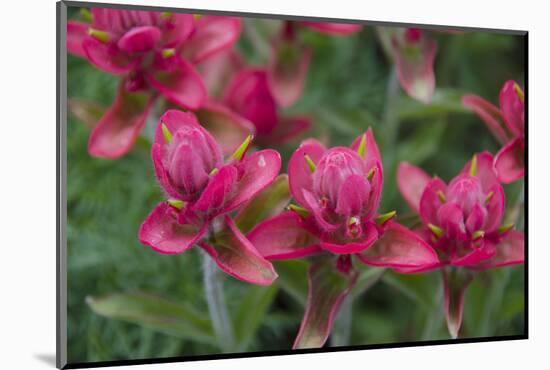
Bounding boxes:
469 154 478 177
437 190 446 203
287 204 310 218
304 154 316 173
375 210 397 225
232 134 254 161
428 223 444 239
357 133 367 159
167 199 185 210
161 48 176 58
514 83 525 103
498 223 514 234
88 28 110 43
161 123 172 144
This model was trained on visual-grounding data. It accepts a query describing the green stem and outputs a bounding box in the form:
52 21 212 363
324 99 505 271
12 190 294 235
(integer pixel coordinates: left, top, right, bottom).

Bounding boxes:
330 295 352 346
202 251 235 353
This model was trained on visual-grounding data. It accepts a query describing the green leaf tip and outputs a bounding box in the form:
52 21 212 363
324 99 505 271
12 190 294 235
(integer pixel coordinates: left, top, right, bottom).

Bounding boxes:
304 154 316 173
88 28 110 43
375 210 397 225
514 83 525 103
469 154 477 177
428 223 444 239
232 134 254 161
161 48 176 59
498 223 514 234
167 199 185 210
357 133 367 159
80 8 92 22
161 123 172 144
287 204 310 218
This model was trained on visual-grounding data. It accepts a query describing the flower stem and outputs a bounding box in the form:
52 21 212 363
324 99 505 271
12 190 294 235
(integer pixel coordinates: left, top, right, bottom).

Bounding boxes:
330 294 352 346
202 251 235 353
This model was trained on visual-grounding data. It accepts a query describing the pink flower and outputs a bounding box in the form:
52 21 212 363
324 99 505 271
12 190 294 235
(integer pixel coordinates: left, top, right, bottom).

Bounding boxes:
265 21 361 109
378 27 438 103
138 109 281 285
67 9 241 158
248 130 439 348
223 68 311 145
463 80 525 183
397 152 524 338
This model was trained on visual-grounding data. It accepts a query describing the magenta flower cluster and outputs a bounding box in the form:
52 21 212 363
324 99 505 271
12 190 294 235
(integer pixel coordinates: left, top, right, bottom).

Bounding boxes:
69 8 525 349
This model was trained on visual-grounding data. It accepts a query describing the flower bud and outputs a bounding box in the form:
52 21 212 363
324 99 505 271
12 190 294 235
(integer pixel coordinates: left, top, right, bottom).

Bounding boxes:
164 125 222 201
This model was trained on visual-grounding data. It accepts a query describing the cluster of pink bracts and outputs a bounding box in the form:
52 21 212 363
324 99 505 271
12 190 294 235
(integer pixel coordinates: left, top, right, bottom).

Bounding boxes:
68 8 525 350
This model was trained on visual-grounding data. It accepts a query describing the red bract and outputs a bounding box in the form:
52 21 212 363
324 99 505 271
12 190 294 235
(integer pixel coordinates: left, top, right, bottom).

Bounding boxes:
377 27 438 103
249 130 439 348
224 68 311 145
463 80 525 183
266 21 361 109
138 110 281 285
67 9 241 158
397 152 524 338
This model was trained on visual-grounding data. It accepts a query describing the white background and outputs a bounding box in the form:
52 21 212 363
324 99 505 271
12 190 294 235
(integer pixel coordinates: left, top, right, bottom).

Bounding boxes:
1 0 546 368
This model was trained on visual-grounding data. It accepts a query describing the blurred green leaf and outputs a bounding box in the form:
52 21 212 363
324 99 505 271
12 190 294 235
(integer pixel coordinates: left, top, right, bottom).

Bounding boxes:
398 88 470 120
232 285 278 351
235 174 291 234
87 292 216 345
353 267 386 298
381 271 439 311
273 260 310 306
397 119 446 165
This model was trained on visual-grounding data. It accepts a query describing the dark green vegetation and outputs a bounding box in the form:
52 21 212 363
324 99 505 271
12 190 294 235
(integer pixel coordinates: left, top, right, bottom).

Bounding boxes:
67 11 525 363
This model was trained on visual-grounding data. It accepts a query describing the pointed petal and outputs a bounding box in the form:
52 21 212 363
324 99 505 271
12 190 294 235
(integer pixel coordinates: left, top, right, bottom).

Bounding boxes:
288 139 327 208
67 21 89 58
200 216 278 285
138 203 206 254
293 259 358 349
484 230 524 268
267 41 311 108
146 56 207 110
462 95 510 144
393 35 437 104
397 162 431 214
437 202 467 240
221 149 282 213
248 212 321 260
82 37 137 75
335 174 371 216
494 138 525 184
461 151 499 193
195 102 255 155
484 184 505 233
88 81 155 159
419 177 447 225
152 143 183 199
301 22 362 35
499 80 524 137
117 26 161 53
236 174 291 234
321 222 378 254
183 16 242 64
357 222 439 269
193 165 238 214
442 269 473 339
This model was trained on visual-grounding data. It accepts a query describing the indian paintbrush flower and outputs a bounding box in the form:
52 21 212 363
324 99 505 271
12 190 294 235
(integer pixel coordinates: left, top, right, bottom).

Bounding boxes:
397 152 524 338
67 8 242 158
248 129 440 348
463 80 525 183
138 109 282 285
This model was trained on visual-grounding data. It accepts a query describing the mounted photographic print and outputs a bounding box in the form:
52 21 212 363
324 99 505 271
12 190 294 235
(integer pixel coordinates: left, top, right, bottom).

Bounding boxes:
57 1 527 368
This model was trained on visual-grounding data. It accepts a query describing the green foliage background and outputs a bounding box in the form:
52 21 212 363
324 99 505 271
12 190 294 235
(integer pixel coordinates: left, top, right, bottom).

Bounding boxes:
67 9 525 364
